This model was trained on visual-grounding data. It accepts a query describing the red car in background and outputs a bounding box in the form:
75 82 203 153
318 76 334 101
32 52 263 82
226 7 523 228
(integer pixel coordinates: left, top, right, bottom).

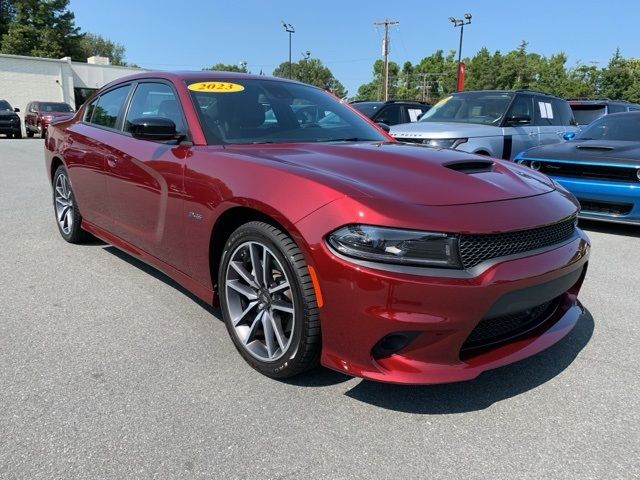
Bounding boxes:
44 72 590 384
25 101 74 137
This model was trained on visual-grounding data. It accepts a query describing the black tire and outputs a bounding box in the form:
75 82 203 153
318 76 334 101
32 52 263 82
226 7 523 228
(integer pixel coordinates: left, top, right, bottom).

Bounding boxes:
13 131 22 139
52 165 90 244
218 221 321 379
26 129 34 138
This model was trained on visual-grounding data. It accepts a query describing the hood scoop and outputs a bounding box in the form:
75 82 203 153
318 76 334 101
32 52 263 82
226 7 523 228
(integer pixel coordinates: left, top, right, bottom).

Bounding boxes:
443 160 495 174
576 145 615 151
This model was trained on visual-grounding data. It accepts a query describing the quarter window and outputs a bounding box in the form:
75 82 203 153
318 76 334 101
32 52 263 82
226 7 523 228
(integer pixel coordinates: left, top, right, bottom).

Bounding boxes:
90 85 132 129
124 82 186 134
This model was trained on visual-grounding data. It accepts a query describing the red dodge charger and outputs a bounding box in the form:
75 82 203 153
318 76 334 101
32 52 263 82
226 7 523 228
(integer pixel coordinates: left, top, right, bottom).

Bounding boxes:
45 72 590 384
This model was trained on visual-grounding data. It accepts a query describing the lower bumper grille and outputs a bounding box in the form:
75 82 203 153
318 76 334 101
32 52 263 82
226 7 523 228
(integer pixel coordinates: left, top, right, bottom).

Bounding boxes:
461 298 559 353
578 199 633 216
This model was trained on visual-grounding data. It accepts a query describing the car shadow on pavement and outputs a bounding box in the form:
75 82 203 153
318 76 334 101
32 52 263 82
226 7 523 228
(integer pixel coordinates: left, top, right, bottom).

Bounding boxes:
578 219 640 238
103 246 221 317
343 308 594 414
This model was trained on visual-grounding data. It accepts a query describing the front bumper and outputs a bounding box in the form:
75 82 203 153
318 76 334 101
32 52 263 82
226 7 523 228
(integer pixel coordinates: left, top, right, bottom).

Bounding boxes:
0 123 21 134
296 195 589 384
553 176 640 225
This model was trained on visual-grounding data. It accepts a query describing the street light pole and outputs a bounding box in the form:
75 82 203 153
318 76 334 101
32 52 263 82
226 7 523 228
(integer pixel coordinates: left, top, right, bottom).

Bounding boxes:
282 22 295 79
449 13 472 92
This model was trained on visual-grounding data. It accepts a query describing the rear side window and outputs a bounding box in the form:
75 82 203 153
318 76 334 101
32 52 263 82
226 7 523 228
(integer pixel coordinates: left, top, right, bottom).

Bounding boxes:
124 82 186 134
90 85 132 129
553 99 576 126
534 96 562 126
608 104 626 113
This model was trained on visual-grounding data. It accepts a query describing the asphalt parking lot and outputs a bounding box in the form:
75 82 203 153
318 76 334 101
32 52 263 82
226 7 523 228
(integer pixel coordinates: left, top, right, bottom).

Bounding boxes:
1 139 638 480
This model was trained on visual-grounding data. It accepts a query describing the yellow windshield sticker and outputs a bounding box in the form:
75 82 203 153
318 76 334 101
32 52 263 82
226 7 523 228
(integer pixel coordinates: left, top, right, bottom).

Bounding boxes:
188 82 245 93
433 96 452 107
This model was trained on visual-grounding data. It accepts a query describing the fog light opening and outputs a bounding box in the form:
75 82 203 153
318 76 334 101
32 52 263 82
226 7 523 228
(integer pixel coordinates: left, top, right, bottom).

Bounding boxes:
372 332 420 360
529 160 541 171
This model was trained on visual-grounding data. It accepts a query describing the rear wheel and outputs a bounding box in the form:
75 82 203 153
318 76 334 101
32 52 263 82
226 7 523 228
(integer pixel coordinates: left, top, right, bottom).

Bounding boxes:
52 165 90 243
218 221 321 379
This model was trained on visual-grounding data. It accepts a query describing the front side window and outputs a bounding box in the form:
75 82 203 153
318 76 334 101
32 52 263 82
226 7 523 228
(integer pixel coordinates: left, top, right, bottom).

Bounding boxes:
90 85 132 129
124 82 186 134
506 95 534 125
376 105 402 125
577 114 640 142
419 92 513 126
188 79 386 145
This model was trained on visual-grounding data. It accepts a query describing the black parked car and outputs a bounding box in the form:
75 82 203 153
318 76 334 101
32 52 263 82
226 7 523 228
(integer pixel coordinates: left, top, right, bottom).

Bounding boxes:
350 100 431 126
568 98 640 126
0 99 22 138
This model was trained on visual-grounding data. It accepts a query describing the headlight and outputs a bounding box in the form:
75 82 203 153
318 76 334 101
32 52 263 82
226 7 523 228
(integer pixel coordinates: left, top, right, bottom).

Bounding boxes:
424 138 468 149
43 115 54 121
327 224 461 268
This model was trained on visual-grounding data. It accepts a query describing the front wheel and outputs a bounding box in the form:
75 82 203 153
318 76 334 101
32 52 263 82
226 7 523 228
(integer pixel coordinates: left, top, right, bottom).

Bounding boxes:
218 221 321 379
52 165 90 243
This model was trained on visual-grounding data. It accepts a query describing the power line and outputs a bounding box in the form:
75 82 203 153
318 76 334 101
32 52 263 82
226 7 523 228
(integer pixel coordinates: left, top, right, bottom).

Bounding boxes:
374 18 399 101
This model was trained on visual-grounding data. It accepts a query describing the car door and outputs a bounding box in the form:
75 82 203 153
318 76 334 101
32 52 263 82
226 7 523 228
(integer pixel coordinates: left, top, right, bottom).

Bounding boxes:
63 85 132 230
502 94 539 159
535 96 564 146
105 80 190 271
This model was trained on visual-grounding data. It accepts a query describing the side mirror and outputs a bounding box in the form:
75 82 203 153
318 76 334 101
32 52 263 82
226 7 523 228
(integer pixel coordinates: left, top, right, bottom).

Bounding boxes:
14 107 20 113
507 114 531 125
376 122 391 132
563 131 576 141
129 117 182 141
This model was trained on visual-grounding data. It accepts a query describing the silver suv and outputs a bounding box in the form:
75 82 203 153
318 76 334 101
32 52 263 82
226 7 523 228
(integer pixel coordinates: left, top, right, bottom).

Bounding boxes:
390 90 578 159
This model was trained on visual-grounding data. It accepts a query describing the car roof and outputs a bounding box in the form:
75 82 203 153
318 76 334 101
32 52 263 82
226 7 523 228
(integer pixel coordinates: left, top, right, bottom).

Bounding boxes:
568 98 638 106
101 70 305 91
450 89 565 100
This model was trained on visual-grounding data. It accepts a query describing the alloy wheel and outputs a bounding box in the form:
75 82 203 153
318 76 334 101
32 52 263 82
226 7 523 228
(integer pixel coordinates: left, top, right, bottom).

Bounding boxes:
54 173 74 235
224 241 296 362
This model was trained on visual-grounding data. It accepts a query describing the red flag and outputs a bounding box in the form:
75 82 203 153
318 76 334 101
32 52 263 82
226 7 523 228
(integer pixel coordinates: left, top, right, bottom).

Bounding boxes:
457 62 466 92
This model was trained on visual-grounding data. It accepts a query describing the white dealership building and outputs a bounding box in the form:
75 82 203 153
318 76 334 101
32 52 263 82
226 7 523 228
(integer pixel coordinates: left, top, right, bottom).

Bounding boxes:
0 53 146 128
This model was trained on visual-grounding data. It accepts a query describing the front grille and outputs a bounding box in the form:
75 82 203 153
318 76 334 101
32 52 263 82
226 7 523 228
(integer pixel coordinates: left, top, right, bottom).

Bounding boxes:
578 199 633 216
458 217 576 269
539 162 639 183
461 299 558 352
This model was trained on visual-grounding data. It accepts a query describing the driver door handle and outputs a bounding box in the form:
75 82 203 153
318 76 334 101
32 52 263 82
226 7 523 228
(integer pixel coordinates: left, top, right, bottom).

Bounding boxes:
106 155 118 167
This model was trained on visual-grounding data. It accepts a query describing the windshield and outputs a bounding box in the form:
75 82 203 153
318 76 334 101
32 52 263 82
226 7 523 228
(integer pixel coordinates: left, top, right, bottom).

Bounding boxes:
570 104 606 125
577 113 640 141
0 100 12 111
39 102 73 113
350 102 381 117
187 79 386 145
419 92 514 125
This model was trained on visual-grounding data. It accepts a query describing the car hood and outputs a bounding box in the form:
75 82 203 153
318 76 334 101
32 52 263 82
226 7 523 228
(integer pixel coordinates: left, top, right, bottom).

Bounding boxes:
521 140 640 167
390 121 500 139
0 110 18 118
222 142 555 206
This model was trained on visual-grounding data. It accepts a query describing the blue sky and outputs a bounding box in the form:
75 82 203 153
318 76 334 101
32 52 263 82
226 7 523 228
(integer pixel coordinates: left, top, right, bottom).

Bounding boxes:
70 0 638 95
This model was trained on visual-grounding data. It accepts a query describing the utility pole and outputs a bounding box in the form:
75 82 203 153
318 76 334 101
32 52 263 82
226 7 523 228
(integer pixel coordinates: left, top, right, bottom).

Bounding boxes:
374 18 399 101
282 22 295 79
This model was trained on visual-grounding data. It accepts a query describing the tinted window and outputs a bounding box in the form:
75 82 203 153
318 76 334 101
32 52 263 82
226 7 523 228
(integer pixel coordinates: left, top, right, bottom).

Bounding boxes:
125 82 186 134
577 114 640 141
534 96 561 126
608 104 626 113
0 100 13 111
84 98 98 122
420 92 513 125
39 102 73 113
376 105 402 125
506 95 533 125
351 102 382 117
407 107 428 122
188 79 386 145
90 85 132 129
570 104 606 125
553 99 576 126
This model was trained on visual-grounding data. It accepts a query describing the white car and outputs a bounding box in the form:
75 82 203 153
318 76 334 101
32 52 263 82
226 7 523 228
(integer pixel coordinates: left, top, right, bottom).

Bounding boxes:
390 90 579 160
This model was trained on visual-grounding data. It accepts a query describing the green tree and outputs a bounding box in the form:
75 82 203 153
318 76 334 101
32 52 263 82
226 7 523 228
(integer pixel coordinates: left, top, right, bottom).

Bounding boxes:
204 62 248 73
0 0 82 59
79 33 127 65
0 0 14 38
355 59 399 100
601 49 633 100
273 58 347 98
